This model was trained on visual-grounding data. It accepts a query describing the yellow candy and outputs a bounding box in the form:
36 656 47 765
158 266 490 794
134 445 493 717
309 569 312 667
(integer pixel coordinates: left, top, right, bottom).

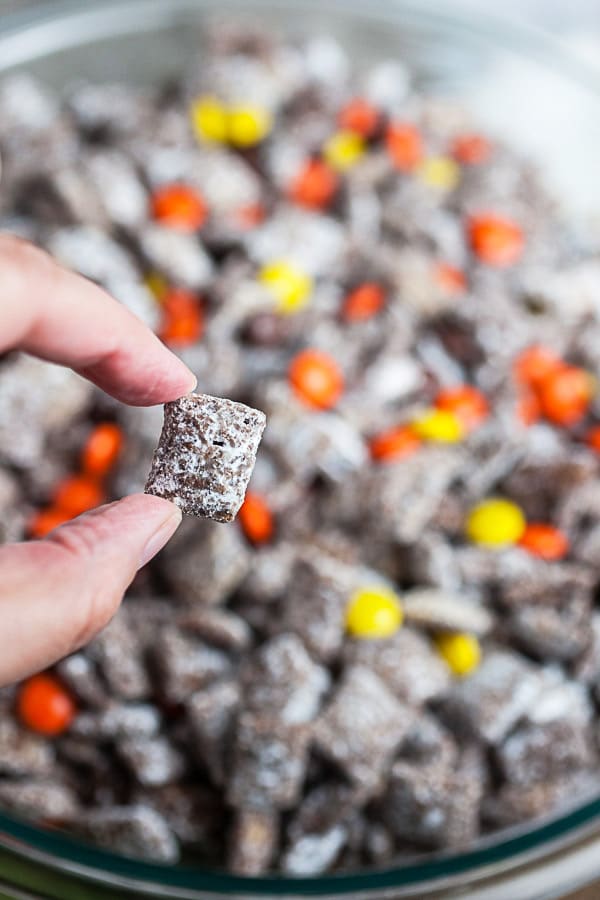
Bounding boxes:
435 632 481 677
418 156 461 191
323 131 366 172
144 271 168 302
228 105 272 147
346 585 403 639
466 498 526 547
259 260 313 314
190 95 229 143
411 408 464 443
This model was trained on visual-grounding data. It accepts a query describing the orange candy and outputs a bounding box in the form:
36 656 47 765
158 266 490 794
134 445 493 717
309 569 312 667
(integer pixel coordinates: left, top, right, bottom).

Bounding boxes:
81 423 124 478
338 98 380 138
435 385 489 431
385 123 423 172
27 507 72 539
435 262 467 296
159 288 204 346
516 389 541 426
514 345 563 388
369 425 422 463
238 492 274 544
518 523 569 561
289 349 344 410
451 134 491 165
150 183 207 231
468 214 525 267
342 282 385 322
234 203 266 229
537 365 594 427
586 425 600 453
53 475 105 517
289 159 339 210
17 673 77 736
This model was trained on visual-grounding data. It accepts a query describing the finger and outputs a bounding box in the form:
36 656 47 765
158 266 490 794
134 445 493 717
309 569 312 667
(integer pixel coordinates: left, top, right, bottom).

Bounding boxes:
0 234 196 406
0 494 181 685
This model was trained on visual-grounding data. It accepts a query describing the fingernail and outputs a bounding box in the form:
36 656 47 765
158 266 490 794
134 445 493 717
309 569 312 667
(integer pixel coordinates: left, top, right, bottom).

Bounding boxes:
138 507 182 569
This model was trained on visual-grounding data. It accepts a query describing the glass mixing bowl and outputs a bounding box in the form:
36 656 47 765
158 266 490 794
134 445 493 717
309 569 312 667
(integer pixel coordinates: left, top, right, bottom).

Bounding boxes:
2 1 600 897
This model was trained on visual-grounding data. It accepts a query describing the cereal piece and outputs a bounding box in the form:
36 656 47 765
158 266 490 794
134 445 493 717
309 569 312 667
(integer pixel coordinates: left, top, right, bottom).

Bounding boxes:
138 224 213 291
243 634 329 725
176 608 252 652
145 393 266 522
153 626 232 704
344 628 451 707
88 608 151 701
382 747 484 849
55 654 109 709
161 519 251 606
228 808 279 875
75 805 179 863
282 825 346 875
186 681 240 785
134 783 224 849
117 736 186 788
313 666 415 793
71 703 161 741
497 718 595 786
482 772 598 829
0 777 79 822
402 587 494 636
440 650 545 745
0 720 54 776
507 596 591 662
228 712 310 810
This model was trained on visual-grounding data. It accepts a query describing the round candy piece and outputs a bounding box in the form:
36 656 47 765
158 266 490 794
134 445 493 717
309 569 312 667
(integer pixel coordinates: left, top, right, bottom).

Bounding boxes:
466 498 526 547
514 345 563 388
238 492 274 545
323 131 366 171
288 349 344 410
435 385 488 431
518 523 569 561
342 282 385 322
53 475 105 518
289 159 338 210
369 425 422 463
228 105 272 147
159 288 204 346
338 97 380 138
435 632 481 677
451 133 491 165
468 214 524 267
538 365 594 427
190 95 229 143
17 674 77 736
82 423 124 478
385 122 423 171
586 425 600 453
151 184 207 231
411 408 464 443
346 585 403 639
418 156 461 191
259 260 313 314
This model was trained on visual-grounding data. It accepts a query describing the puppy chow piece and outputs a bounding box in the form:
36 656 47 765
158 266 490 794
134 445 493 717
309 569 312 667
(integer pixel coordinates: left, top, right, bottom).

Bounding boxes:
177 608 252 652
313 666 415 793
71 703 161 741
282 825 347 876
153 626 232 704
138 225 213 291
507 596 591 662
134 783 224 849
161 520 251 606
56 654 109 709
482 772 600 829
344 628 451 707
0 777 79 823
243 634 330 725
75 804 179 863
382 748 484 850
88 608 151 701
228 712 310 811
145 393 266 522
0 720 54 776
497 718 595 787
116 735 186 788
441 651 545 745
228 808 279 875
186 680 240 785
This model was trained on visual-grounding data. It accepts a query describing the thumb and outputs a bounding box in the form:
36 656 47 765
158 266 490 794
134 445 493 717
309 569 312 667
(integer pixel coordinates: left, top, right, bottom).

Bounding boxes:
0 494 181 685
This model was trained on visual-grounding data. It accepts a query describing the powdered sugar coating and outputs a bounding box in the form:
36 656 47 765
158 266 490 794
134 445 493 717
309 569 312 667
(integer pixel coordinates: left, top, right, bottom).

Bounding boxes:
145 393 266 522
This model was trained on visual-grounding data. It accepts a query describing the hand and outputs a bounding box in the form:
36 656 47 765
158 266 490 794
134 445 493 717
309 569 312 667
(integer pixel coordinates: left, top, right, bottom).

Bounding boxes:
0 235 196 685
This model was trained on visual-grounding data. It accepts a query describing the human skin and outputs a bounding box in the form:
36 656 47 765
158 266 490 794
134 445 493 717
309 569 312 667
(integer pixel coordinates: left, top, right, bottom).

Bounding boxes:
0 234 197 685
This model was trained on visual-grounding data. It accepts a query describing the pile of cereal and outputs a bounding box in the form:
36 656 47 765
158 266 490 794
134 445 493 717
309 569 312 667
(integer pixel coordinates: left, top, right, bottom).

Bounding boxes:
1 24 600 876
